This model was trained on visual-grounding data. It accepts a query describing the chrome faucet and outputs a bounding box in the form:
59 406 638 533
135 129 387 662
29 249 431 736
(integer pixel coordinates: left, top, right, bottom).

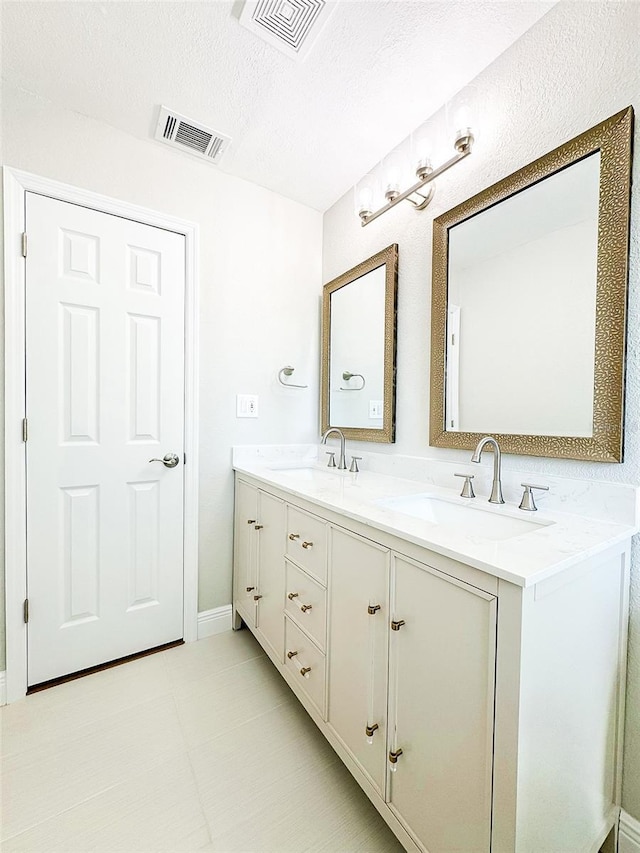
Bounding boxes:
471 436 504 504
321 427 347 470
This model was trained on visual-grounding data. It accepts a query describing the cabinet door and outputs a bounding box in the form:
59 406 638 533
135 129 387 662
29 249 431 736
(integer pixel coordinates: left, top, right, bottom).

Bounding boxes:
254 491 286 661
327 527 389 796
234 479 258 627
388 554 496 853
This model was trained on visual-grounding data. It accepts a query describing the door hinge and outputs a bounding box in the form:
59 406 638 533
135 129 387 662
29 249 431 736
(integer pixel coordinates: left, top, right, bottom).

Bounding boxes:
23 598 29 624
183 453 186 465
21 232 27 258
22 418 28 442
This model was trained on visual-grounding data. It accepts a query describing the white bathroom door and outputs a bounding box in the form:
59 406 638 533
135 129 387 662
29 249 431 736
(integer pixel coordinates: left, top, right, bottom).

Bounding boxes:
25 193 186 686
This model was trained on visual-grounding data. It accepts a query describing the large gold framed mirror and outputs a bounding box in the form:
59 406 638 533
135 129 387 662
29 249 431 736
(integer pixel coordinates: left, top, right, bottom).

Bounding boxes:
430 106 633 462
321 244 398 443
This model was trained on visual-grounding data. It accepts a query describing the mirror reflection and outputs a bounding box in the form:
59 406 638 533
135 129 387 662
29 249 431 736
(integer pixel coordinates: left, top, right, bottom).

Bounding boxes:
330 265 385 430
321 244 398 443
447 153 600 437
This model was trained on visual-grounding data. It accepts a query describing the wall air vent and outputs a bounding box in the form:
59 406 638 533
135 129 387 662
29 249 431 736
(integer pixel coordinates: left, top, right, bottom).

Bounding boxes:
239 0 337 60
154 107 231 165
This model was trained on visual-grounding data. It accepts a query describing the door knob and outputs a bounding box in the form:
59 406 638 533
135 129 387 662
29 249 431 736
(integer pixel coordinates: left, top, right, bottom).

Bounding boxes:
148 453 180 468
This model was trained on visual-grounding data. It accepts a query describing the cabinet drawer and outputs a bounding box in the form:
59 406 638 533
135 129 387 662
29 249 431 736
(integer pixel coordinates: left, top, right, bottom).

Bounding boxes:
286 506 327 584
285 560 327 650
284 616 326 716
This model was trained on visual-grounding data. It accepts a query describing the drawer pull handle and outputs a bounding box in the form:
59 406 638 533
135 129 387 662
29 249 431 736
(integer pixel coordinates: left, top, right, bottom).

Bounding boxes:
287 650 298 659
253 594 262 601
287 592 299 600
288 533 300 540
389 748 403 771
365 723 379 741
368 604 381 615
302 541 313 549
300 666 312 678
246 586 255 592
300 603 313 613
391 620 405 631
247 519 256 524
254 524 264 530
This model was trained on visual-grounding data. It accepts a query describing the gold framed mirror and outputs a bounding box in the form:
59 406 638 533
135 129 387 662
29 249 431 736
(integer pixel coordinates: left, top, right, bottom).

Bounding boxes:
430 106 633 462
321 244 398 443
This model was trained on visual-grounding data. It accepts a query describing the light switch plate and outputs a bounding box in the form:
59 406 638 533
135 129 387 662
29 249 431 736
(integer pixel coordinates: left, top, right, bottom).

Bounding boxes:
369 400 383 418
237 394 259 418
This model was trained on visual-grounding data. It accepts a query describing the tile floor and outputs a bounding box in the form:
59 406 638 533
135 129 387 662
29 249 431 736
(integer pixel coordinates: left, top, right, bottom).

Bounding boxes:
1 629 404 852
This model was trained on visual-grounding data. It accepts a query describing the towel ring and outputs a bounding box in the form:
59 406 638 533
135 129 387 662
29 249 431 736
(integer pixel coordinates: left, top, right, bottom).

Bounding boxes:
340 371 365 391
278 366 308 389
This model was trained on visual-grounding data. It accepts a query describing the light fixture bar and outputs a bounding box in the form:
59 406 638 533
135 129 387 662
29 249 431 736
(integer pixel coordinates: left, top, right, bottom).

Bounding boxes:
360 142 472 227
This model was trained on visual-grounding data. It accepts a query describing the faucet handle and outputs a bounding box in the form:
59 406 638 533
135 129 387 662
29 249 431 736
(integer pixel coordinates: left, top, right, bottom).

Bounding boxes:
325 451 336 468
519 483 549 512
454 473 475 499
349 456 362 473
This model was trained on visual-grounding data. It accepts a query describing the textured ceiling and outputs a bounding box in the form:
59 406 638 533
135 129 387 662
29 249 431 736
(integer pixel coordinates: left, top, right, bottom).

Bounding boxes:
1 0 556 211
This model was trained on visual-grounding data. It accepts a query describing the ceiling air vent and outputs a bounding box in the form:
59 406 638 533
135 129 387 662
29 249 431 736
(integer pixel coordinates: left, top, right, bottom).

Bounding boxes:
154 107 231 165
239 0 337 60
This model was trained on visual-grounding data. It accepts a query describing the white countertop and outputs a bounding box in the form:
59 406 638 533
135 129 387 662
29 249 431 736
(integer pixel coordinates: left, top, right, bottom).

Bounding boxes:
233 446 639 588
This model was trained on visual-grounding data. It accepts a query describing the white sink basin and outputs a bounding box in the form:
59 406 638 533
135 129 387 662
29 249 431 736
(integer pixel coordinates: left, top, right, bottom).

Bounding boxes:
377 494 553 542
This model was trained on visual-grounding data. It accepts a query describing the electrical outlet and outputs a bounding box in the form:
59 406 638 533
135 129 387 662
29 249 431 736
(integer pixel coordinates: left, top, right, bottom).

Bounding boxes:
237 394 259 418
369 400 383 418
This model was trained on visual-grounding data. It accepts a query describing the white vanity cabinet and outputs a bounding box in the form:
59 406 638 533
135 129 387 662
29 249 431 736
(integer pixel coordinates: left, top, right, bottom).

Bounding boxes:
388 554 496 852
232 472 630 853
327 527 390 797
232 481 285 661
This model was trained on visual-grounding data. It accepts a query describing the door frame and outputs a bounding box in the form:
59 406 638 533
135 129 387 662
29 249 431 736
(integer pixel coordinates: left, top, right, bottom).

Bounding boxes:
3 167 200 703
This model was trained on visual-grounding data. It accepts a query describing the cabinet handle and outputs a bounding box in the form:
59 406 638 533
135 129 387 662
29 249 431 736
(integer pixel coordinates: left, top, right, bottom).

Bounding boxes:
302 541 313 549
287 592 299 600
246 586 255 592
287 650 298 659
365 723 379 740
300 666 311 677
254 524 264 530
247 519 256 524
389 748 403 771
288 533 300 540
391 620 405 631
253 594 262 601
368 604 381 615
300 603 313 613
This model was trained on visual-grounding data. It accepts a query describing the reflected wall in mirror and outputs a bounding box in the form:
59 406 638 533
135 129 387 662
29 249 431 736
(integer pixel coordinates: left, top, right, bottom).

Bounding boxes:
430 107 633 462
321 244 398 442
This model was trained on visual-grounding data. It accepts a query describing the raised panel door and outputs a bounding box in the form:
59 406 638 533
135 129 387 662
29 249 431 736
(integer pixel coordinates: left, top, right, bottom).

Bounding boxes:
26 193 185 685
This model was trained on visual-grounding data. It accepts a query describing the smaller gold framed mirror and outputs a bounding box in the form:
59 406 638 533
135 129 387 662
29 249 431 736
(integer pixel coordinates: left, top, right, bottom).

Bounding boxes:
321 244 398 443
430 107 633 462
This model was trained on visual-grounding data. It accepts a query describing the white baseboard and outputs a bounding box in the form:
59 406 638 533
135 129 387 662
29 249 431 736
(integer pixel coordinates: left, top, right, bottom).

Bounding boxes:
620 810 640 853
197 605 233 639
0 671 6 706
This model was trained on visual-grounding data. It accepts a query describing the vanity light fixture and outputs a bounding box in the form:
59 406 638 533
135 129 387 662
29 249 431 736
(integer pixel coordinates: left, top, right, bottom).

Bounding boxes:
357 127 474 226
356 90 477 227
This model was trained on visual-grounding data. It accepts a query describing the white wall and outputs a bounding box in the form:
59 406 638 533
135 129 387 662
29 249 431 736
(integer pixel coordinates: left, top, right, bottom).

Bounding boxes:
0 81 323 663
323 0 640 822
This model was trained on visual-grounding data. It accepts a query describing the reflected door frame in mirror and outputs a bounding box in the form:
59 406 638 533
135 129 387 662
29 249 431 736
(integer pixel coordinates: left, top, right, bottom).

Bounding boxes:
430 106 633 462
321 244 398 443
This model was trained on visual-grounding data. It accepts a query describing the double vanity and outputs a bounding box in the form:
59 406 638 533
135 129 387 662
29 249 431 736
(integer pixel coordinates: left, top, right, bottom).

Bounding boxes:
233 443 638 853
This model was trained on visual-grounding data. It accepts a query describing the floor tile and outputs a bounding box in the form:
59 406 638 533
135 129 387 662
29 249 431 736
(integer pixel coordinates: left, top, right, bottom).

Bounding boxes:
2 753 210 853
1 652 172 759
173 655 291 749
162 629 263 690
1 695 185 840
